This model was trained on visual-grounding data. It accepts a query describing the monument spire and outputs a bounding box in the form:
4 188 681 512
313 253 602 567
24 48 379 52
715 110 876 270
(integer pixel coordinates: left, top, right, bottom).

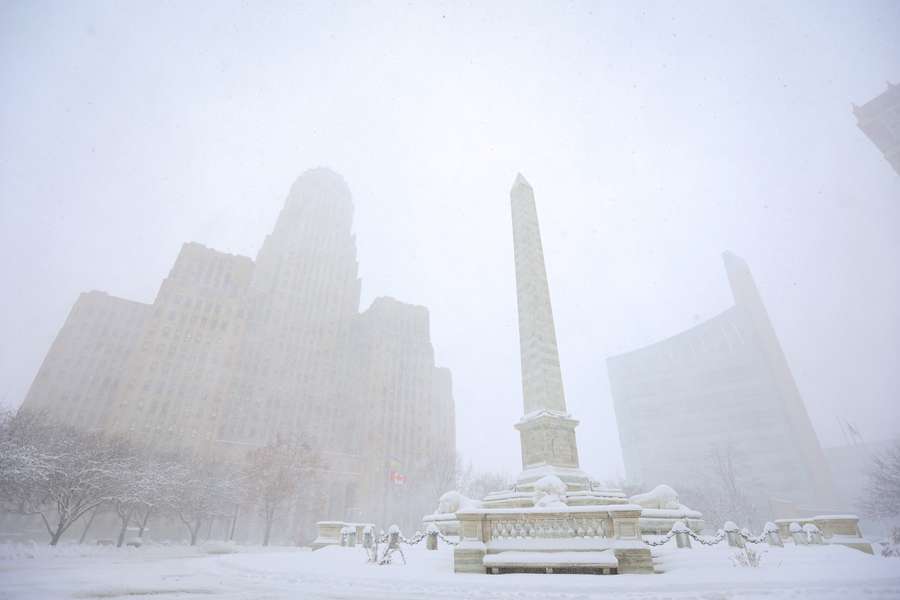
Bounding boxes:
509 174 588 490
510 173 567 415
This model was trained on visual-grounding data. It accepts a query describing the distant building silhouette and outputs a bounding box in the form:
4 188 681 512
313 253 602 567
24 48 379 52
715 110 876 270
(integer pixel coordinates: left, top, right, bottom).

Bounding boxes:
853 82 900 176
21 168 455 538
607 253 835 516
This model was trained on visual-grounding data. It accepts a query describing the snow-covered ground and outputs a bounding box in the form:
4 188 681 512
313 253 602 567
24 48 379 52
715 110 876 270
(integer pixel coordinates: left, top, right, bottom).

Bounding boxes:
0 539 898 600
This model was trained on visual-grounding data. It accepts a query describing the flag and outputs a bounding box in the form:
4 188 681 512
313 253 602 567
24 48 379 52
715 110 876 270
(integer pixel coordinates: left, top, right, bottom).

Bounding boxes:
389 457 406 485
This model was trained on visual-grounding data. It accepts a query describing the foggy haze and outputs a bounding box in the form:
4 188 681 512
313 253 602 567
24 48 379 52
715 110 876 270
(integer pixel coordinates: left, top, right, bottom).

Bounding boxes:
1 0 898 486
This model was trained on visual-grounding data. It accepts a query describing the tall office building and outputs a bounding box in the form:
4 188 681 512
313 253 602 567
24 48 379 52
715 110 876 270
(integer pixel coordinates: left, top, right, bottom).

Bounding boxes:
854 81 900 176
104 243 254 451
23 291 150 432
21 168 455 535
607 252 834 515
349 297 456 527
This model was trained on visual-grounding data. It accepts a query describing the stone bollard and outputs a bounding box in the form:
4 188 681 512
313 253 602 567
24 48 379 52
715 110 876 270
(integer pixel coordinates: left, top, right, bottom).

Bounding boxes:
790 522 807 545
426 524 439 551
724 521 744 548
764 522 783 547
803 523 823 545
672 520 692 549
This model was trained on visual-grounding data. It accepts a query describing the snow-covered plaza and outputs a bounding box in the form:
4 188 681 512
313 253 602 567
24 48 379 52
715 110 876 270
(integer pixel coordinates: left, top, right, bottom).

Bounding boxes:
1 540 898 600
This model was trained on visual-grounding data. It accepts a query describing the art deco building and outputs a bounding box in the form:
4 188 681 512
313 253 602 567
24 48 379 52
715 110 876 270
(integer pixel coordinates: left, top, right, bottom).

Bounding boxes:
348 297 455 528
607 252 834 515
854 81 900 176
21 168 455 536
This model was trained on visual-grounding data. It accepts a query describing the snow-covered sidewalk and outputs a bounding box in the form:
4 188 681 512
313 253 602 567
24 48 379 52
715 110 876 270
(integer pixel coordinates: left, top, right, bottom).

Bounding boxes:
0 540 898 599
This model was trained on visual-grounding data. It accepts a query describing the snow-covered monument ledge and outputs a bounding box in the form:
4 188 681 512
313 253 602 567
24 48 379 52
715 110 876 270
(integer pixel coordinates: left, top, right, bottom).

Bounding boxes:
426 174 655 575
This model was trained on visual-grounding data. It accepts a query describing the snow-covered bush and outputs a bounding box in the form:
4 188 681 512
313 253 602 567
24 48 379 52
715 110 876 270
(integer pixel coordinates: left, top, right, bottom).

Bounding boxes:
879 527 900 557
731 546 765 567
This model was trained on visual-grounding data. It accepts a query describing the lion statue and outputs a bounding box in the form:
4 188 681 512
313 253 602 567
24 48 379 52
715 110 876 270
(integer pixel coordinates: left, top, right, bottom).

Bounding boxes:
532 474 568 508
629 484 682 510
435 490 482 514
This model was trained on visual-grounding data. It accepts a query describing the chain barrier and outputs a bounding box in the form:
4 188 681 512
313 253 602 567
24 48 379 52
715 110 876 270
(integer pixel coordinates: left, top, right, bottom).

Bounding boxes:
400 531 427 545
646 522 766 548
687 528 726 546
364 525 460 565
739 529 767 544
644 529 677 547
434 530 459 546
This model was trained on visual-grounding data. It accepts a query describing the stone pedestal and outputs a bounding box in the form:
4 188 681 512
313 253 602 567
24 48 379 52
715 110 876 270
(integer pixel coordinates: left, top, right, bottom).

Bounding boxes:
311 520 374 550
311 521 345 550
513 410 592 491
775 515 873 554
452 505 653 575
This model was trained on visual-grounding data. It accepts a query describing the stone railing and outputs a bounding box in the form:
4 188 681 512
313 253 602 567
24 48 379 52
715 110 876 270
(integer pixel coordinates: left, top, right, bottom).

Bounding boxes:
453 505 652 574
487 514 613 540
312 521 375 550
774 515 872 554
646 515 872 555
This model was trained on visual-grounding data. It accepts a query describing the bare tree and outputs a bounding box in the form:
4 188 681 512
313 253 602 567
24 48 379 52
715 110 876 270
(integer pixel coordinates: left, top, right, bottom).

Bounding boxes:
171 456 237 546
680 441 759 529
0 411 53 516
860 441 900 520
1 412 125 545
456 457 510 501
134 451 187 541
109 446 185 546
244 437 321 546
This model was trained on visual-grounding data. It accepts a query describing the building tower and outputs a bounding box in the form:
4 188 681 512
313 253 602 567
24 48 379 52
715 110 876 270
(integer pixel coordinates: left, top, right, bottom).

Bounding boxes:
219 168 362 451
853 81 900 176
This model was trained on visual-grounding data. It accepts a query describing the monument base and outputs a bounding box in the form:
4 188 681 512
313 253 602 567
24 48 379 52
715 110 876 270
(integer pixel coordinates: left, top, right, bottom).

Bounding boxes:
452 505 653 575
513 410 585 488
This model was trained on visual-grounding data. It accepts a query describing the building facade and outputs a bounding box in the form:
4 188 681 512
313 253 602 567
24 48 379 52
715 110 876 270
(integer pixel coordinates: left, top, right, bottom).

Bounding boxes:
23 290 150 432
854 81 900 176
21 168 455 537
607 252 834 516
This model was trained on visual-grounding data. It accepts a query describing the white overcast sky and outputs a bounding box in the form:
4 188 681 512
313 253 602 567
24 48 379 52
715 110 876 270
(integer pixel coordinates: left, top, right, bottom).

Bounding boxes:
1 1 898 480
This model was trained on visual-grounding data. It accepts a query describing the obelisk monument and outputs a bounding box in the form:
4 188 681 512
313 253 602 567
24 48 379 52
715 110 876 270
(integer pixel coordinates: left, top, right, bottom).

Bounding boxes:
509 174 591 491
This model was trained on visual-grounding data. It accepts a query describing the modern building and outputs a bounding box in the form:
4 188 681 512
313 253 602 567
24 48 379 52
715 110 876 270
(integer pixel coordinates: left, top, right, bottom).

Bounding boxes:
21 168 455 538
854 81 900 176
607 252 835 515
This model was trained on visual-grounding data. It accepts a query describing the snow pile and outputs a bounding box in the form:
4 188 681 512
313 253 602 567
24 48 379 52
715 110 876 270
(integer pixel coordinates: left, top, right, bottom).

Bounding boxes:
0 540 204 561
202 540 239 554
